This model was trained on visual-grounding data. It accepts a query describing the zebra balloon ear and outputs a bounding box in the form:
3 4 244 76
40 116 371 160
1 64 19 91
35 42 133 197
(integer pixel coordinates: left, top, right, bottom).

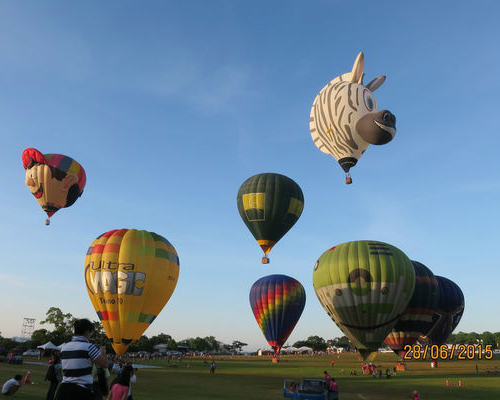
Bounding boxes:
365 75 386 92
350 52 364 83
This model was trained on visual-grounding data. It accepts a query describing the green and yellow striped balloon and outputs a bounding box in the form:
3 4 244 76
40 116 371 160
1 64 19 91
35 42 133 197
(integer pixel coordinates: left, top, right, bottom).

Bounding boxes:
313 240 415 360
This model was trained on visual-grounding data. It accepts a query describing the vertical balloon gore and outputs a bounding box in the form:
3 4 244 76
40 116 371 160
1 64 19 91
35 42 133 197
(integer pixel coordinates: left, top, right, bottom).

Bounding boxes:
84 229 180 355
384 261 440 357
419 276 464 346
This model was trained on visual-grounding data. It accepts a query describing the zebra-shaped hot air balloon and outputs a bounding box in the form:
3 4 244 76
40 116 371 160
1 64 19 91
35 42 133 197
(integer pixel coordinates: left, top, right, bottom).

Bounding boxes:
310 52 396 184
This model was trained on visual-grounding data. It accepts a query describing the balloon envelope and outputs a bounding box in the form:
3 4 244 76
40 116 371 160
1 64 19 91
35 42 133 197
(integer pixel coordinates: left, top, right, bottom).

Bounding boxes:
309 52 396 179
419 276 464 345
237 173 304 262
384 261 440 357
313 241 415 360
249 274 306 356
22 148 86 222
84 229 180 355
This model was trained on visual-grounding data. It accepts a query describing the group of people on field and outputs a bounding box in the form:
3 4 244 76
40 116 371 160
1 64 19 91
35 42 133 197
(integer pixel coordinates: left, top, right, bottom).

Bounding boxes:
322 370 339 400
45 319 138 400
1 319 137 399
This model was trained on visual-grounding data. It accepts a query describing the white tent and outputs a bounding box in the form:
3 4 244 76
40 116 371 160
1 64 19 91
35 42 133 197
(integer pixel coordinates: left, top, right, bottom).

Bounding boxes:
297 346 313 354
37 342 59 350
281 346 299 353
56 343 66 351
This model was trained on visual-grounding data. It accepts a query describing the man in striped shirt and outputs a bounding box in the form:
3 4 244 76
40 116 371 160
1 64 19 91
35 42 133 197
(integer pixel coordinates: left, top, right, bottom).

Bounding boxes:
55 319 109 400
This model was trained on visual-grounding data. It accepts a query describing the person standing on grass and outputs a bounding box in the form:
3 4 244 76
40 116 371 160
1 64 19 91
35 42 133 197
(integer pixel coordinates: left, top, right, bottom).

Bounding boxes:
55 319 109 400
328 378 338 400
209 361 216 374
46 354 63 400
412 390 420 400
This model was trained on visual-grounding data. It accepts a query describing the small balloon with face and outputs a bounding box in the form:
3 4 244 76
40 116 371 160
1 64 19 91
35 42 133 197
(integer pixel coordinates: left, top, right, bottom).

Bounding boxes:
22 148 86 224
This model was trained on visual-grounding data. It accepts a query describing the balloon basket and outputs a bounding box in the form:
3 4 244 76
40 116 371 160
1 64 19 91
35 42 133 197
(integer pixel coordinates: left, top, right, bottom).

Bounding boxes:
272 357 279 363
45 218 50 226
262 256 269 264
345 175 353 185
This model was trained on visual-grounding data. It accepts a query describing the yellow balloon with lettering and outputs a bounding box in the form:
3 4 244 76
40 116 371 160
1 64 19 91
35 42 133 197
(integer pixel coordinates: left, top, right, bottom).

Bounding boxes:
84 229 179 355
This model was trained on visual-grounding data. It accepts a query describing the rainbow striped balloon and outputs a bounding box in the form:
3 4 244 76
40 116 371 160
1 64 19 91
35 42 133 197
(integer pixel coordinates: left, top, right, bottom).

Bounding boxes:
84 229 179 355
249 275 306 358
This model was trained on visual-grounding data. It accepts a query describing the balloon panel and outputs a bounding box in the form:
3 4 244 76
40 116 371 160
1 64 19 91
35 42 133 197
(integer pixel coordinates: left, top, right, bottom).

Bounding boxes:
384 261 440 354
421 276 464 345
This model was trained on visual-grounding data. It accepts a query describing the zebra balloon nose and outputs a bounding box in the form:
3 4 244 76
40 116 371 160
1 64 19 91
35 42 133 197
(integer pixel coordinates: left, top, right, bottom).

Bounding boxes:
382 111 396 127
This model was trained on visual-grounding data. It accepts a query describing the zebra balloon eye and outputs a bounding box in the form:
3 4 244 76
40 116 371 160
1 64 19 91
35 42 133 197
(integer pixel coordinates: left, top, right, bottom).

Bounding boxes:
363 90 375 111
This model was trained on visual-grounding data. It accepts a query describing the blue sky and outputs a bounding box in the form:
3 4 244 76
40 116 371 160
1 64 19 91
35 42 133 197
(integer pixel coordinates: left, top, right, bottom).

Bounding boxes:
0 1 499 350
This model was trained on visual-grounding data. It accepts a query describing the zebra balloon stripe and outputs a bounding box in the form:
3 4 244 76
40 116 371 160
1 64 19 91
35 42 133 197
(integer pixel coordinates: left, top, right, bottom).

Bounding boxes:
310 52 396 183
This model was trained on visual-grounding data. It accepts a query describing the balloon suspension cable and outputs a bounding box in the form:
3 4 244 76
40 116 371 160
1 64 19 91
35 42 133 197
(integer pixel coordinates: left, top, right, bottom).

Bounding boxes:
262 256 270 264
45 218 50 226
345 173 353 185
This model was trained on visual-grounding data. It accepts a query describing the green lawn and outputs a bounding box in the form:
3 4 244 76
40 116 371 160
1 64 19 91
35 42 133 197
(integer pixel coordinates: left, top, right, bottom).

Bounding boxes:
1 354 499 399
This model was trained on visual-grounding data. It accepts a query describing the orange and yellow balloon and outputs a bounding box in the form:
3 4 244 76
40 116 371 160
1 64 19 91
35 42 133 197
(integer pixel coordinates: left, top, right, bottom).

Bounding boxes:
84 229 180 355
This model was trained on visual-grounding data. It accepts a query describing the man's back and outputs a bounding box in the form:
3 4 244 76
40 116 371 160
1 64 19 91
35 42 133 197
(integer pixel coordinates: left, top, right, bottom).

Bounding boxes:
60 336 100 388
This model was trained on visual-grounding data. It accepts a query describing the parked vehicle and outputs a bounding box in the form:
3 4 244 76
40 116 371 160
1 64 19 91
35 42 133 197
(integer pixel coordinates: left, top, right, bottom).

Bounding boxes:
284 379 335 400
22 349 40 357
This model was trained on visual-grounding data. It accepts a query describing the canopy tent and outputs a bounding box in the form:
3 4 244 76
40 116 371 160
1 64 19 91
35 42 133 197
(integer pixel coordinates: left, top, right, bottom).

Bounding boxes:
296 346 313 354
281 346 299 353
37 342 59 350
56 343 66 351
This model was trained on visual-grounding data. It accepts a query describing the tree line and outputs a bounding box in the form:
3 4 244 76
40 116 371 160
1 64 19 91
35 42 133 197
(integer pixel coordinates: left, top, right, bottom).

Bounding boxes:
1 308 498 353
0 307 247 354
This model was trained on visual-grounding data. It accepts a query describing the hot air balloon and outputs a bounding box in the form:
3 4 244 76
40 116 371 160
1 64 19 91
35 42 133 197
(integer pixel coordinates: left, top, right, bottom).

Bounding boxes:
249 275 306 361
309 52 396 184
237 173 304 263
22 148 86 225
84 229 179 355
419 276 464 346
313 241 415 360
384 261 440 358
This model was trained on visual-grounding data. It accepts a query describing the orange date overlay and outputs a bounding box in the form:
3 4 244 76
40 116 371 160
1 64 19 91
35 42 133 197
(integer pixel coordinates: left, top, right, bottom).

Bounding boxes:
402 344 493 360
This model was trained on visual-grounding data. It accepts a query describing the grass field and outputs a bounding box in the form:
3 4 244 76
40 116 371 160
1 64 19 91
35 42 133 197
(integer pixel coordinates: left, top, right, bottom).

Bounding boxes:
1 354 499 399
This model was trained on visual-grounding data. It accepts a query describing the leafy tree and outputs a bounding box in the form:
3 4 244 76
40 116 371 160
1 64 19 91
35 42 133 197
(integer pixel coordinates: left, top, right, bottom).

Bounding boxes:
30 329 50 347
481 331 496 347
293 336 327 351
149 334 177 350
204 336 220 351
40 307 75 343
231 340 248 352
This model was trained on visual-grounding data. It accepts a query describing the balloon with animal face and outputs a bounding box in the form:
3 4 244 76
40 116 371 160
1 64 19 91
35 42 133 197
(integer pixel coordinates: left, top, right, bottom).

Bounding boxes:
310 52 396 183
22 148 86 224
84 229 180 355
313 241 415 360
